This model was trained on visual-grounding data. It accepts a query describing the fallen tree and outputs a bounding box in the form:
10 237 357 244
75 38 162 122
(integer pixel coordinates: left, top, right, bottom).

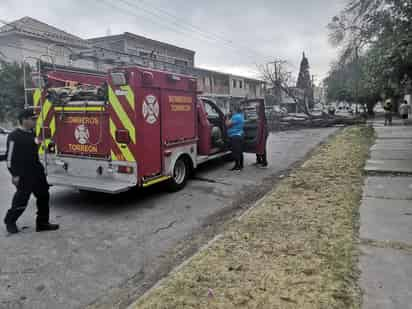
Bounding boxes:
268 113 366 131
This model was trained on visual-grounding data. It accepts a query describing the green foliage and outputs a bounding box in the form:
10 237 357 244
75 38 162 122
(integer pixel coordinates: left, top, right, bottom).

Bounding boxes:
0 61 30 123
326 0 412 107
296 53 314 108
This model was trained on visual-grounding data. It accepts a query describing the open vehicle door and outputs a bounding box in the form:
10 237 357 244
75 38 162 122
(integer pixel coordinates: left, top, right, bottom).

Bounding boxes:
197 98 229 155
240 98 267 154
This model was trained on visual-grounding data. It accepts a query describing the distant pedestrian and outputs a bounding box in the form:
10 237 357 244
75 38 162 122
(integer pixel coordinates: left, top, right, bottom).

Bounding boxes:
383 99 393 126
226 105 245 171
255 104 268 168
3 109 59 234
399 100 410 125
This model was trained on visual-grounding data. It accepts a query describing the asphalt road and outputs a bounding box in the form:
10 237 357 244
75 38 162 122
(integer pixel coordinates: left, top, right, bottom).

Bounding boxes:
0 127 337 309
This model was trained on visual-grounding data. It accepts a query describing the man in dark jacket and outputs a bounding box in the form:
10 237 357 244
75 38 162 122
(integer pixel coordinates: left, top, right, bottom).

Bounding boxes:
4 109 59 234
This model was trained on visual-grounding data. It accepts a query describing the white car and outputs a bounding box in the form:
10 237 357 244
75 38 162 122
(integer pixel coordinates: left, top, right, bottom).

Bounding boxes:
0 127 10 158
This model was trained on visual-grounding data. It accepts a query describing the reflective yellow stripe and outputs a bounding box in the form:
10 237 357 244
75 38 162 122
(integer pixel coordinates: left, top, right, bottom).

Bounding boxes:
36 98 53 156
50 116 56 135
109 86 136 144
110 119 134 162
143 176 171 187
120 85 135 111
54 106 105 112
33 89 41 107
39 144 45 155
111 150 118 161
36 100 52 136
39 139 52 155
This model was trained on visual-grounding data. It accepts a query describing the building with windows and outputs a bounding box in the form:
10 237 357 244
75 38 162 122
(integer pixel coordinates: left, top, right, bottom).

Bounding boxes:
88 32 195 67
195 68 265 113
0 16 265 109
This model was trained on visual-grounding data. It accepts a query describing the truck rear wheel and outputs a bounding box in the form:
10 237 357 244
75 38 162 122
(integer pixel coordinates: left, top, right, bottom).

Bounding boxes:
168 157 189 192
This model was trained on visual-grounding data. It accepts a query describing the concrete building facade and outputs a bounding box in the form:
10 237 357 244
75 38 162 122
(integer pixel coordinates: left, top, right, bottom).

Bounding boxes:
0 16 265 110
195 68 265 113
0 17 95 69
88 32 195 68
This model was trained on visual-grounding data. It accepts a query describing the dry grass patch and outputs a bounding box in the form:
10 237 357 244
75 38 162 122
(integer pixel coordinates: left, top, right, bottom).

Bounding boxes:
132 126 374 309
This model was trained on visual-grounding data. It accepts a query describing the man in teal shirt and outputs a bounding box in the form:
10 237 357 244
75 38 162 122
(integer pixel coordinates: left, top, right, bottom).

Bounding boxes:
226 105 245 171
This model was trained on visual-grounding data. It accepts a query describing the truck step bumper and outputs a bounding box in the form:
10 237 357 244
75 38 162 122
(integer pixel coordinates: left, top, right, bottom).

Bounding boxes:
47 175 134 194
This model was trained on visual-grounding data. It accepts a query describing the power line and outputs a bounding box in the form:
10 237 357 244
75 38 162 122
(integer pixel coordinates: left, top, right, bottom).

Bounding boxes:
0 19 263 79
94 0 271 63
117 0 271 61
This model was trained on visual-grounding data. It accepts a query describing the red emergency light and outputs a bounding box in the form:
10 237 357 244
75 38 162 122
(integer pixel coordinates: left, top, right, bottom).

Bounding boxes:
115 130 131 144
118 166 134 174
142 71 154 86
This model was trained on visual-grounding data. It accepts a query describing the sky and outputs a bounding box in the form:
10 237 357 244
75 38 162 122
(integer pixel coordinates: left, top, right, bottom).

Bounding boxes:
0 0 346 83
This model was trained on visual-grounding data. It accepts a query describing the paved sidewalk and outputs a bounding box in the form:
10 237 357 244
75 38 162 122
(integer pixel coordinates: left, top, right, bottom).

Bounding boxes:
360 119 412 309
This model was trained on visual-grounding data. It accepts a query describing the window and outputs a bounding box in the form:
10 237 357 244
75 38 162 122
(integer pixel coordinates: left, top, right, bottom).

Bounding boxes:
233 79 237 88
139 51 149 57
127 49 138 55
204 101 220 118
175 59 188 67
239 81 243 89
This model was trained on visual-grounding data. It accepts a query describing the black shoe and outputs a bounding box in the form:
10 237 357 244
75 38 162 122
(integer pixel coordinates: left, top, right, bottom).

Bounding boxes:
6 223 19 234
230 166 239 171
36 223 59 232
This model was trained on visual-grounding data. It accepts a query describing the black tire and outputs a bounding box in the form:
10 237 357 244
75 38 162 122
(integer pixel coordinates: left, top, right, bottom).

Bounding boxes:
167 157 189 192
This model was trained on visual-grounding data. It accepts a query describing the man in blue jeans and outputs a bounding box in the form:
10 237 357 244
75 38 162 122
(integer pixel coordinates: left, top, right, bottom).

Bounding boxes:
226 105 245 171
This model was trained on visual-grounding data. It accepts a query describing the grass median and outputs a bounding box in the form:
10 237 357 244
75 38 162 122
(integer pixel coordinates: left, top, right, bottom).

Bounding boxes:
132 126 374 309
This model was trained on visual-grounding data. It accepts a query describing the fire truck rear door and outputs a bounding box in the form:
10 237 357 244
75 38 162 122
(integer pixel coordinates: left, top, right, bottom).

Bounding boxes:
139 88 162 177
241 99 267 154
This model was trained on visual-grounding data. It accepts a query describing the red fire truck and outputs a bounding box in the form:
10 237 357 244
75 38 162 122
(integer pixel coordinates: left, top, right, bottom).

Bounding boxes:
31 64 267 193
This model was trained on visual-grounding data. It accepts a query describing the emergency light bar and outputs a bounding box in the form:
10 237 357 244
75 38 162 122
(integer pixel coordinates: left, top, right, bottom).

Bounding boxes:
110 72 127 86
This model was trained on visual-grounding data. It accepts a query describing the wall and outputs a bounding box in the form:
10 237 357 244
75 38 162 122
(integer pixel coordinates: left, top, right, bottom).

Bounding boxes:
195 69 230 96
91 34 195 68
125 36 194 66
0 35 24 63
229 76 246 97
0 33 97 71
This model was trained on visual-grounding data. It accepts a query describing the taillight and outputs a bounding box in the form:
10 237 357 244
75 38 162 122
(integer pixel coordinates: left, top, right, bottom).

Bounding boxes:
115 130 131 144
118 166 134 174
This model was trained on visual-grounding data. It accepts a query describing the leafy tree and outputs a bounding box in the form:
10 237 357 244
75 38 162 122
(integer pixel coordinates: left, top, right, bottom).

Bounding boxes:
326 0 412 110
0 61 31 123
